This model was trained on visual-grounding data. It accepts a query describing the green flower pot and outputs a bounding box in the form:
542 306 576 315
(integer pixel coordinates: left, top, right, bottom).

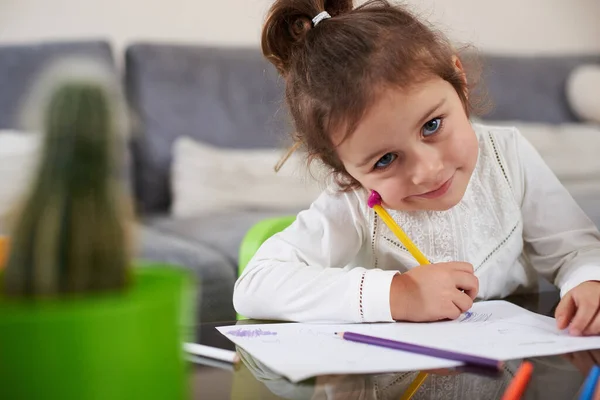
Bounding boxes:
0 263 196 400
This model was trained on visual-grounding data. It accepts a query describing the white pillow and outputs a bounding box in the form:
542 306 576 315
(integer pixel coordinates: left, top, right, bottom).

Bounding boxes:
171 137 325 217
566 64 600 124
0 130 41 224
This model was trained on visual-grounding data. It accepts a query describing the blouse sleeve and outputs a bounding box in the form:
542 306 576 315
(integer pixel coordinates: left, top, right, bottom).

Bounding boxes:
233 189 398 323
508 127 600 296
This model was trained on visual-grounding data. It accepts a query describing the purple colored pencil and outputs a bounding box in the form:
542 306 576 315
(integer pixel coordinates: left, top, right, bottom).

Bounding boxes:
336 331 503 370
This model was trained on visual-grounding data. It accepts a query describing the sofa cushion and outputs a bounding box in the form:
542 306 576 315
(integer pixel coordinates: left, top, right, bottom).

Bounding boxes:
0 130 41 223
125 44 293 215
146 209 302 265
473 54 600 124
0 40 115 130
566 64 600 124
170 136 322 217
487 122 600 186
137 224 237 322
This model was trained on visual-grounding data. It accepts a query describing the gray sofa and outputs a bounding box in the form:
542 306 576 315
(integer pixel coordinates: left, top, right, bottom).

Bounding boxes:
1 39 599 322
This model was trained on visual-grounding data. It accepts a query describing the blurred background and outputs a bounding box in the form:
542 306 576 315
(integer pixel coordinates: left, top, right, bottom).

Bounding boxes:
0 0 599 326
1 0 599 56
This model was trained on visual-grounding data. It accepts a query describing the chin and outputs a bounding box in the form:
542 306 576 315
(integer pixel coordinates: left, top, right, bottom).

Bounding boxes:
424 197 461 211
388 199 459 212
431 184 468 211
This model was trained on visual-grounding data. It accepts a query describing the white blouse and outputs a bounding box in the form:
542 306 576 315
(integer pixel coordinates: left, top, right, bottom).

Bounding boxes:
233 124 600 323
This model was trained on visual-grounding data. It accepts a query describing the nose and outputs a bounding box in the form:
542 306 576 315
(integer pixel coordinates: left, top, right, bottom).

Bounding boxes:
408 146 444 186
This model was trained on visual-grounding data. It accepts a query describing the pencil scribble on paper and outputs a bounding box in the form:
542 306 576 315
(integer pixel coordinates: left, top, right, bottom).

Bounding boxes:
459 311 492 323
226 328 278 338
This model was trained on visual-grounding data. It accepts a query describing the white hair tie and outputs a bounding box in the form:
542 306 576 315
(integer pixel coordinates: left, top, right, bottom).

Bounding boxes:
312 11 331 27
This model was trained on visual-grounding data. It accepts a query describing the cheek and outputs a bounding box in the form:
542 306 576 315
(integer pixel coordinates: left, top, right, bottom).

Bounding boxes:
371 174 410 207
447 127 478 167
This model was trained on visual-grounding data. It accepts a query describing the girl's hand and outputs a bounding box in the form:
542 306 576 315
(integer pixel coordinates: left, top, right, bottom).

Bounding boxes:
390 262 479 322
562 350 600 400
562 350 600 375
555 281 600 336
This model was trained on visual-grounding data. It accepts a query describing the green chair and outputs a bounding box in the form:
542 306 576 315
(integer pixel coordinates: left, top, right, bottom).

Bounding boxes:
236 215 296 320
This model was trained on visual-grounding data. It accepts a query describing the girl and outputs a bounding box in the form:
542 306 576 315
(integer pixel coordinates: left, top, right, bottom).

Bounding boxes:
233 0 600 336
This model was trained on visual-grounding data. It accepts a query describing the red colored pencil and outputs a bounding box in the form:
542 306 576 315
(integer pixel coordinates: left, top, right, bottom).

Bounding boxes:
501 361 534 400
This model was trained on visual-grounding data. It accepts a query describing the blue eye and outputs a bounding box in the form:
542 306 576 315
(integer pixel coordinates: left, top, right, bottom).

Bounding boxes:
374 153 397 169
422 118 442 136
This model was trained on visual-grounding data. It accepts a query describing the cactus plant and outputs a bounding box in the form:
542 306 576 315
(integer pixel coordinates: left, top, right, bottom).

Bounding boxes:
2 62 132 297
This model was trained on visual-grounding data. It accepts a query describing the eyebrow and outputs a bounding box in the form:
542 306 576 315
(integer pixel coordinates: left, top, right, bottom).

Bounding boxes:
355 148 391 169
414 97 447 131
354 97 448 169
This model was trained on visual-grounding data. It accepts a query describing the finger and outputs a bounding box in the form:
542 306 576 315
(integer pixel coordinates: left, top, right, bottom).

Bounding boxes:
590 350 600 365
448 262 474 274
445 303 463 320
575 351 596 374
562 352 575 362
594 375 600 400
583 308 600 336
570 298 600 336
555 294 576 330
565 351 594 375
453 291 474 314
561 352 576 367
454 272 479 299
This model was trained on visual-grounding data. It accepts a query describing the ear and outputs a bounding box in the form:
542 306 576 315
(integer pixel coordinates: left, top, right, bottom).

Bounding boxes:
452 55 468 98
452 55 467 84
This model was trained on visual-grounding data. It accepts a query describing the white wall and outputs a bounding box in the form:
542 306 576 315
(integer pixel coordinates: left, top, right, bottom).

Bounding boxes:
0 0 599 56
408 0 600 55
0 0 271 50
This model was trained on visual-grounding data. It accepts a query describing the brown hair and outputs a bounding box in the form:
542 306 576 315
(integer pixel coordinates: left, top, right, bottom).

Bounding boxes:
263 0 480 190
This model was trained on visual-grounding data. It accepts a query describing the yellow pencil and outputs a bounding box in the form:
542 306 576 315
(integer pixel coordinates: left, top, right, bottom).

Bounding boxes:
399 372 429 400
367 191 431 265
372 204 430 265
368 190 431 399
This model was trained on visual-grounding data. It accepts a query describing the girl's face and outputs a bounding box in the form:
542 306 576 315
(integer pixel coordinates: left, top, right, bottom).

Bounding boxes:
334 75 478 212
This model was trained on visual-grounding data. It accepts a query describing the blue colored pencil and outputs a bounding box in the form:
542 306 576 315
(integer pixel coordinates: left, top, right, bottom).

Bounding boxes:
336 331 503 370
579 365 600 400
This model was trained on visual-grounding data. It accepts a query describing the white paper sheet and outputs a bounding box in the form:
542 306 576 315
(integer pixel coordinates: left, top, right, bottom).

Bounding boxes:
217 300 600 382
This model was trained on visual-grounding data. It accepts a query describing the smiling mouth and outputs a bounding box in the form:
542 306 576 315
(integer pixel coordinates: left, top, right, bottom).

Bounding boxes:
412 175 454 200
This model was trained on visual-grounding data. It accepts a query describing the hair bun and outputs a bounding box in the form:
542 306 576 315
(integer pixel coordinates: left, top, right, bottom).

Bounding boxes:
261 0 354 75
324 0 353 16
